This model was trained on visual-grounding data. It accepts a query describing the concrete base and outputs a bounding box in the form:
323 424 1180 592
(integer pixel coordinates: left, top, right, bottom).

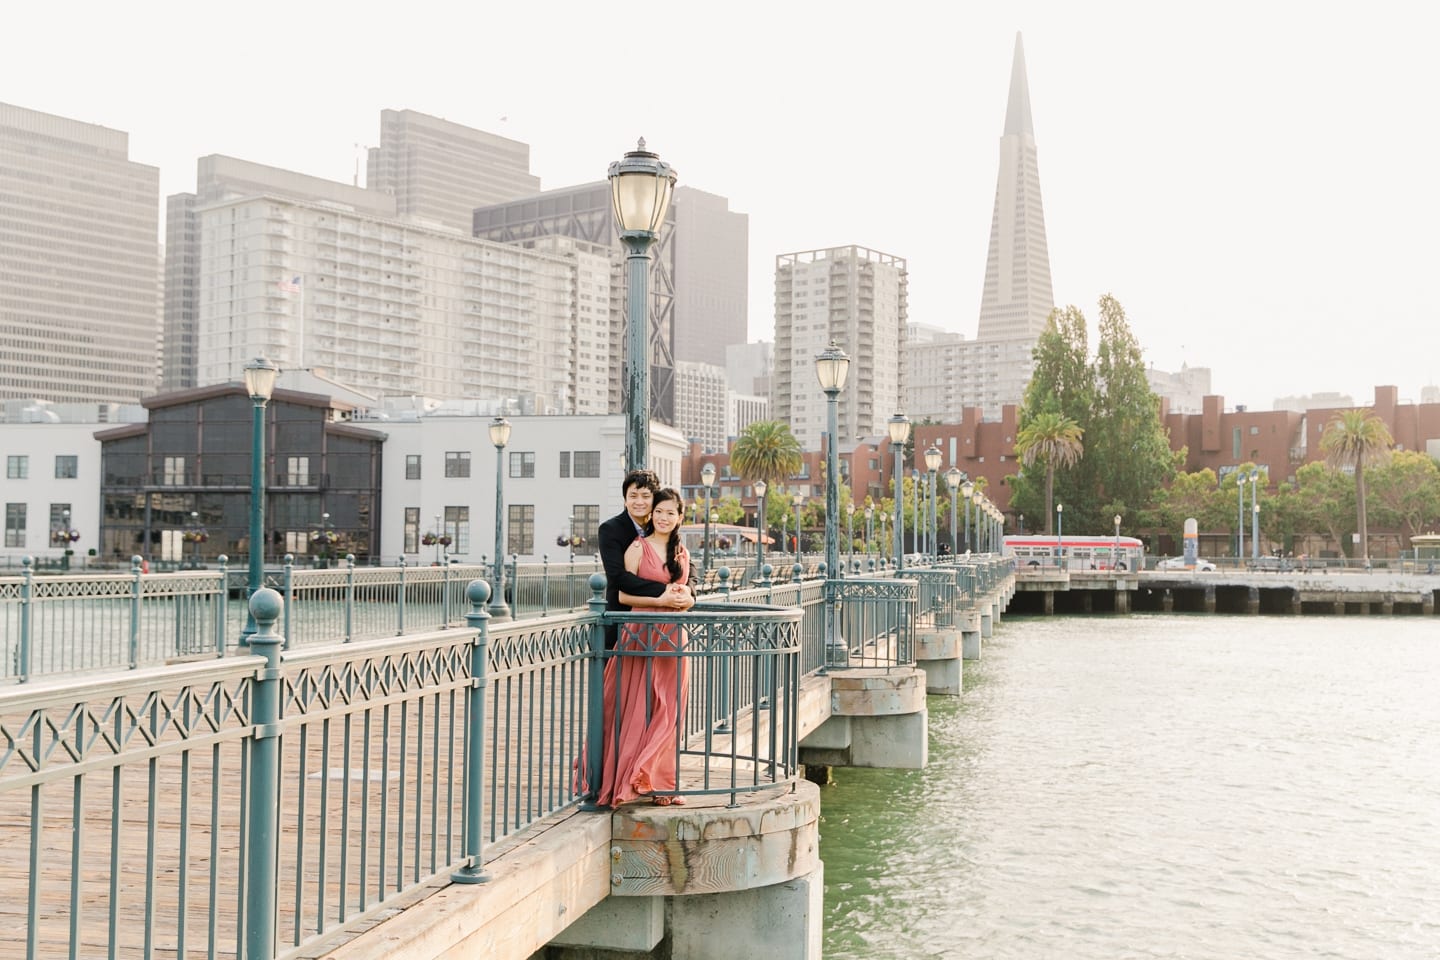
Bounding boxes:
799 710 928 769
670 865 823 960
980 611 993 638
1162 588 1173 613
1115 589 1130 614
1247 586 1259 615
914 629 962 695
548 895 664 953
962 630 981 661
1204 585 1216 613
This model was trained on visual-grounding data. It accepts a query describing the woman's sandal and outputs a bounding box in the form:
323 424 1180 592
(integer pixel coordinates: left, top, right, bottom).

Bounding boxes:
652 795 685 806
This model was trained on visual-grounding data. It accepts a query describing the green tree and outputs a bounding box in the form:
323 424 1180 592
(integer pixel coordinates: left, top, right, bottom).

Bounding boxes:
1277 462 1355 556
1153 468 1229 549
730 421 803 493
1014 411 1084 534
1089 295 1178 516
1320 409 1394 561
1365 450 1440 546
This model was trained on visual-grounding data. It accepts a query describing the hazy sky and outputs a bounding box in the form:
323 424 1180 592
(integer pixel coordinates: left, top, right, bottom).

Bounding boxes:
5 1 1436 408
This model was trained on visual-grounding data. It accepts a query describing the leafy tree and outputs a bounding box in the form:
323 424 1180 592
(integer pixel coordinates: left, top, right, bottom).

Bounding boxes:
1278 462 1355 555
729 421 803 493
1152 468 1228 547
1320 409 1394 561
1089 295 1178 516
1365 450 1440 545
1015 411 1084 534
713 495 746 526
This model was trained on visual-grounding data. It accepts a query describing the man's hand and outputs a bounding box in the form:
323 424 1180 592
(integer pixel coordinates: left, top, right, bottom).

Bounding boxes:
662 583 694 610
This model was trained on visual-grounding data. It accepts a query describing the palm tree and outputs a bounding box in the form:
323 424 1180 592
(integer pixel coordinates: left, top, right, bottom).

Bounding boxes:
1015 411 1084 534
1320 408 1393 562
729 421 803 492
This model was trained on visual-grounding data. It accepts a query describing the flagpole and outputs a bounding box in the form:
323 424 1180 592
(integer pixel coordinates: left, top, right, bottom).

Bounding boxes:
297 276 305 371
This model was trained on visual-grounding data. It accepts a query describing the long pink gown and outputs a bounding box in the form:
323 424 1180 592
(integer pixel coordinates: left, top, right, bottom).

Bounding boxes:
597 538 689 806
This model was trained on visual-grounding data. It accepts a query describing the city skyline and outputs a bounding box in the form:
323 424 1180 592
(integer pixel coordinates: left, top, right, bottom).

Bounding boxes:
3 1 1436 409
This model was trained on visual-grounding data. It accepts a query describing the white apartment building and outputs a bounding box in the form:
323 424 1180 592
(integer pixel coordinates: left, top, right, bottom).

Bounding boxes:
1 422 106 566
674 360 729 452
906 328 1036 422
773 246 907 450
728 394 768 442
368 413 688 563
194 194 617 414
0 102 160 404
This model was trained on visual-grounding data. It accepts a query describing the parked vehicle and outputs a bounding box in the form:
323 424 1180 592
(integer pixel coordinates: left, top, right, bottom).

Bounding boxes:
1156 556 1217 572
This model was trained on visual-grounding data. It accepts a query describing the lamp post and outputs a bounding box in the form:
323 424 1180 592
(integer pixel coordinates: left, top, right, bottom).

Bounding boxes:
608 140 677 471
1018 513 1025 535
924 446 941 561
1237 472 1246 561
432 512 442 564
961 477 975 553
1113 514 1122 570
1056 502 1064 569
815 342 851 665
846 501 856 573
753 479 768 574
701 461 716 580
887 413 910 569
489 416 512 621
188 511 202 569
1251 473 1261 561
945 468 961 558
791 491 804 564
781 511 789 564
241 356 279 642
865 503 874 557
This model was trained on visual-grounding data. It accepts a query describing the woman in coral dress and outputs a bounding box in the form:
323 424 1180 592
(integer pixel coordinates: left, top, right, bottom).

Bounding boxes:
598 487 692 806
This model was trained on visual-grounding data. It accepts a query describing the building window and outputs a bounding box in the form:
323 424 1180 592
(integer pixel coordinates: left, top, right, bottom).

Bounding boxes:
6 456 27 480
572 504 600 555
286 456 310 485
1232 428 1242 460
404 507 419 553
507 504 534 555
445 505 470 555
163 456 186 485
405 455 422 480
509 452 535 479
4 503 25 547
445 452 471 478
558 451 570 478
573 451 601 478
54 455 78 479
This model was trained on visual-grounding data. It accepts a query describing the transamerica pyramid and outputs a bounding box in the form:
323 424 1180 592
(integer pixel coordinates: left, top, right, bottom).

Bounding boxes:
975 32 1055 341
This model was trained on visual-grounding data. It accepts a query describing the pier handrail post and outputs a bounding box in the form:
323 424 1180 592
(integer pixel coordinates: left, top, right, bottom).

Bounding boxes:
129 554 143 669
452 580 493 884
282 554 294 650
396 555 407 635
345 554 356 642
580 573 609 811
216 555 229 656
18 556 33 681
244 587 285 959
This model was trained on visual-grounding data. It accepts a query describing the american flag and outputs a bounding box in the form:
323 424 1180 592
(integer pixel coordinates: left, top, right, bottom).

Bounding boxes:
277 276 301 293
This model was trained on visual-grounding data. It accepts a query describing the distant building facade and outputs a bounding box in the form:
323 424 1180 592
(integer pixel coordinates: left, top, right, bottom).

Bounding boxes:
674 360 730 452
0 102 160 404
773 245 908 450
366 109 540 234
1146 364 1212 415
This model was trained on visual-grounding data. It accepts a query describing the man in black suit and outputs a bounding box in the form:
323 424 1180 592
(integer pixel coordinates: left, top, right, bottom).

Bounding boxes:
598 469 693 648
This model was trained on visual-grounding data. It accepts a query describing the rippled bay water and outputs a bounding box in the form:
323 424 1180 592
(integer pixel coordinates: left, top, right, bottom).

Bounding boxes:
820 615 1440 959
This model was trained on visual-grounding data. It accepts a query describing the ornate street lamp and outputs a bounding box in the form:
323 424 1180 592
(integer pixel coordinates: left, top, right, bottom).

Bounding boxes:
186 510 207 570
701 462 716 579
753 479 768 574
961 476 975 553
489 416 512 621
924 446 941 561
609 140 677 471
1251 473 1261 561
1056 502 1064 567
241 356 279 642
791 490 805 564
1114 514 1123 570
52 508 80 571
846 501 856 574
815 342 851 667
887 413 910 570
945 468 962 558
865 503 874 557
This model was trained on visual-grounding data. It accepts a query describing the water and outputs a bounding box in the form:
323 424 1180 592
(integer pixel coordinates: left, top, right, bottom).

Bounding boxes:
820 615 1440 959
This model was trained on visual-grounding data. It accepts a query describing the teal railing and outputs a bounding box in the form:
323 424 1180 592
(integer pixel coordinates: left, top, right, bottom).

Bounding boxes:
1 560 1013 958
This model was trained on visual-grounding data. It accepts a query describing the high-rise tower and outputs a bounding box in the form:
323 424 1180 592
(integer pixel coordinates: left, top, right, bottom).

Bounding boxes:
974 33 1055 342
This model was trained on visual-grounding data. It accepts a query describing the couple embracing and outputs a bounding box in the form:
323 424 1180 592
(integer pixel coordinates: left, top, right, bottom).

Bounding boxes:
594 469 696 806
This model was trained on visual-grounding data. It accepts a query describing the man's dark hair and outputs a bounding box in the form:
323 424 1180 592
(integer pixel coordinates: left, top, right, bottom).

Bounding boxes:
621 469 661 496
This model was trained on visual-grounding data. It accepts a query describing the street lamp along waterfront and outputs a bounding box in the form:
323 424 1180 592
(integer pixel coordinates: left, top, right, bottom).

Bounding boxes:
946 468 962 558
815 342 851 667
887 413 911 570
753 479 768 576
240 356 279 643
701 462 716 581
961 476 975 553
924 445 942 561
791 490 805 564
489 416 512 621
608 139 676 471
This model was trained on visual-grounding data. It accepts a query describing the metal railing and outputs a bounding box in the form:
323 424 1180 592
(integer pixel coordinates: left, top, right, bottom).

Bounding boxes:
1 561 1014 959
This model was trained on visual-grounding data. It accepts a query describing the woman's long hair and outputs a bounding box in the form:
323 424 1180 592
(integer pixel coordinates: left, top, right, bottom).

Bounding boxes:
648 487 686 583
